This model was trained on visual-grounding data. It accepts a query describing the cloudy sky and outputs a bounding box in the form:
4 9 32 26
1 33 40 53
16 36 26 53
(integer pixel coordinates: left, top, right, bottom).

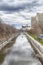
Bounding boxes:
0 0 43 25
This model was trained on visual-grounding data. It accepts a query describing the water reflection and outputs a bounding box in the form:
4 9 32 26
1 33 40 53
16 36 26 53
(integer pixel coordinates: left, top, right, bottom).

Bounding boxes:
2 33 42 65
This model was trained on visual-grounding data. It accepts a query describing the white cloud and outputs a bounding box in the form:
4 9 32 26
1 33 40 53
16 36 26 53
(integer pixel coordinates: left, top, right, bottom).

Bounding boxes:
0 0 43 25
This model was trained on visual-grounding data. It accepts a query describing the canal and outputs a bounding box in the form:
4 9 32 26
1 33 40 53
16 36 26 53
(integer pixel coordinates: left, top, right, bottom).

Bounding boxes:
1 33 42 65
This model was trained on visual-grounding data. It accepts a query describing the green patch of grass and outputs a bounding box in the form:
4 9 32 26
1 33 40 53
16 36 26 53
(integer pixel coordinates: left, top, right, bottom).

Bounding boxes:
0 52 6 64
27 32 43 45
0 42 14 64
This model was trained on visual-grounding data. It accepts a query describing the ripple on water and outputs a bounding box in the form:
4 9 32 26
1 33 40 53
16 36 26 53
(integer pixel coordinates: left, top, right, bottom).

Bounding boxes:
2 34 42 65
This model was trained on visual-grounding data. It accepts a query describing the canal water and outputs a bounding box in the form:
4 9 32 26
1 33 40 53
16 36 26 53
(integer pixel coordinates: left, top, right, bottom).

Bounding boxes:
2 33 42 65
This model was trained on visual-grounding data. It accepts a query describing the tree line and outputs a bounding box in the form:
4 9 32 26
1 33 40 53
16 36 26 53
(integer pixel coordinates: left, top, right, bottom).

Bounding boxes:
0 18 17 38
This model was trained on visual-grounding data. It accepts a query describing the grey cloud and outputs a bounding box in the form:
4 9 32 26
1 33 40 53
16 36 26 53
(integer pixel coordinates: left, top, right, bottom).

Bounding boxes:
17 12 30 20
8 0 15 2
19 14 30 20
0 0 41 13
0 4 25 12
0 0 3 2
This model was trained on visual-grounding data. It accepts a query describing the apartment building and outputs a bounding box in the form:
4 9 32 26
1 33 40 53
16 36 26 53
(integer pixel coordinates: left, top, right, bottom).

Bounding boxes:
31 13 43 34
31 16 37 28
31 13 43 29
37 13 43 28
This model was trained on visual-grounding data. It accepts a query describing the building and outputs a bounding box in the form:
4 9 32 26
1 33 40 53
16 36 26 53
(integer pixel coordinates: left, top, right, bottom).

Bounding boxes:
36 13 43 28
31 13 43 32
31 16 37 28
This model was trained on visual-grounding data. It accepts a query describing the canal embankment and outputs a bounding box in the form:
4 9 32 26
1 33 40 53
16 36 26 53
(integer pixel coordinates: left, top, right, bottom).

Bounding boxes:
0 33 19 64
24 32 43 64
0 33 19 50
27 32 43 45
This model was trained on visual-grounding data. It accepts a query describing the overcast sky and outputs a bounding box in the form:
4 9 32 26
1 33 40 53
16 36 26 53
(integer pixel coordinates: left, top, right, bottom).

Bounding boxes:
0 0 43 25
